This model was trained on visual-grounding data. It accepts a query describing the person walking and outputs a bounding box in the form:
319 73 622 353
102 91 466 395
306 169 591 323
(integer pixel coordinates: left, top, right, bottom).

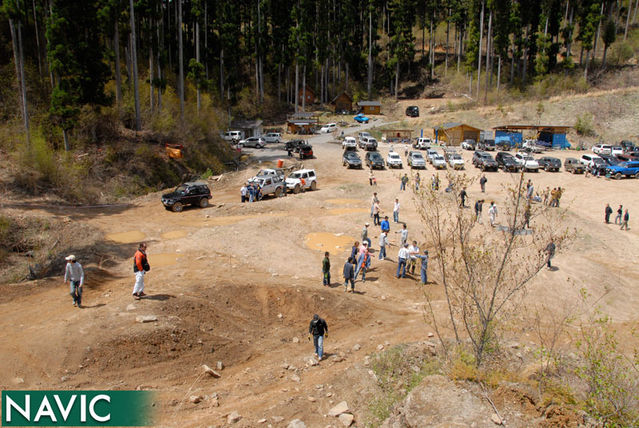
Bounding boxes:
620 209 630 230
370 192 379 218
414 249 429 284
248 183 255 203
488 201 498 227
459 187 468 208
431 174 437 191
373 201 381 226
379 232 389 260
396 243 410 278
415 173 421 191
350 242 360 262
308 314 328 361
240 184 248 203
479 175 487 193
343 257 355 292
474 199 484 223
408 241 420 275
524 203 531 229
526 181 534 201
355 247 370 282
545 240 556 268
396 223 408 247
381 216 390 233
615 205 623 224
369 170 375 186
605 203 613 224
322 252 331 286
400 174 408 191
132 242 150 299
393 198 400 223
361 223 372 248
64 255 84 308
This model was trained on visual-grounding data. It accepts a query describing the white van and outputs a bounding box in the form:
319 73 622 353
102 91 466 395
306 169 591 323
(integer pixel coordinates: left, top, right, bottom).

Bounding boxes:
413 137 432 149
222 130 245 142
320 123 337 133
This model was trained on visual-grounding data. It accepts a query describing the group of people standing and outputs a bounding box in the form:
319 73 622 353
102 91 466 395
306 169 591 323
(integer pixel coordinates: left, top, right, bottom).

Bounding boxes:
605 204 630 230
240 182 263 202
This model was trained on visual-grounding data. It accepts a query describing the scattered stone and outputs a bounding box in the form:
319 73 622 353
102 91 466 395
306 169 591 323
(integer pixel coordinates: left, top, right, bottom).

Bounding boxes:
491 413 503 425
292 337 300 343
376 320 383 325
281 363 290 370
227 411 241 424
271 273 279 277
136 315 158 323
352 344 361 352
278 313 283 319
380 295 386 300
384 341 390 346
308 396 316 402
287 419 306 428
338 413 354 426
126 304 136 311
377 344 384 351
509 342 520 349
216 361 224 371
290 374 301 382
306 358 319 367
202 364 221 378
257 418 267 424
328 401 349 417
272 416 284 423
189 395 203 404
428 332 435 338
326 392 333 397
60 376 68 382
288 365 297 371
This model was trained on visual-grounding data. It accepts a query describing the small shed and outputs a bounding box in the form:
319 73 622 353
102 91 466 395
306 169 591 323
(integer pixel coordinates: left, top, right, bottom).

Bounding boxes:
382 129 413 143
357 100 382 115
298 87 316 105
433 123 482 146
287 118 318 135
332 92 353 112
493 125 571 149
231 119 263 138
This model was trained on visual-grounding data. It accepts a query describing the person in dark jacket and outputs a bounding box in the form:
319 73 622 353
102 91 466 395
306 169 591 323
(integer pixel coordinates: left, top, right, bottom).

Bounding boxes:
545 240 556 268
132 242 150 299
620 209 630 230
322 252 331 286
308 314 328 360
343 257 355 292
605 204 613 224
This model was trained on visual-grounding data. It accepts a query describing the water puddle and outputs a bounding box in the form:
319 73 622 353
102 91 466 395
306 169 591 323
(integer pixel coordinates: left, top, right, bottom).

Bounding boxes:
161 230 188 240
106 230 146 243
326 208 368 216
149 253 184 267
325 198 363 205
305 233 357 253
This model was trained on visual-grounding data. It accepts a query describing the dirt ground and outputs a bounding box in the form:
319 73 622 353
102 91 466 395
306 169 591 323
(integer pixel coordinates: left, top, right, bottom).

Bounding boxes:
1 91 638 427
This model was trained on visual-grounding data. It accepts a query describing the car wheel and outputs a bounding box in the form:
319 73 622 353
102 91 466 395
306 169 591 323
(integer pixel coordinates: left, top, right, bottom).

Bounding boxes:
172 202 183 213
199 198 209 208
481 165 486 171
635 172 639 179
310 181 317 190
274 187 282 197
237 143 243 148
615 172 622 180
293 184 301 194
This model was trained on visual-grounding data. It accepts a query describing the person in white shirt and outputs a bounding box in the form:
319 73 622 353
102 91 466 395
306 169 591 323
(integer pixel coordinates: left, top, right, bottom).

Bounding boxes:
408 241 420 274
489 201 498 227
396 223 408 247
240 184 248 203
393 198 400 223
378 232 389 260
396 244 411 278
64 254 85 308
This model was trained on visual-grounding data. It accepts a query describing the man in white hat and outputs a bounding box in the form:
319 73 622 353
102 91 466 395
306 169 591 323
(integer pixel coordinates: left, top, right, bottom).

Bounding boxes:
64 255 84 307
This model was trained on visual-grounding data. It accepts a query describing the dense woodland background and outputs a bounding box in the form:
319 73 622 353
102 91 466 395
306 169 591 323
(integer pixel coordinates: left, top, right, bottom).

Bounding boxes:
1 0 639 201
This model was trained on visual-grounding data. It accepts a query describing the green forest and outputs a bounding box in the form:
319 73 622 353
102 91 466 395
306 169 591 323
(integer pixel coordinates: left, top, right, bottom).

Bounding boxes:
1 0 638 199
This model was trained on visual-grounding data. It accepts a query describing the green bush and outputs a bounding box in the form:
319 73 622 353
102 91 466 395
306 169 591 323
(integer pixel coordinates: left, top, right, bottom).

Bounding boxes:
609 42 634 66
574 113 596 137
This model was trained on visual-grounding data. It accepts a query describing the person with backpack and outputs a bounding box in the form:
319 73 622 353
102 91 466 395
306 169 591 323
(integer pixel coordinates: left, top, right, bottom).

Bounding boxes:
322 252 331 286
308 314 328 361
132 242 150 299
343 257 355 292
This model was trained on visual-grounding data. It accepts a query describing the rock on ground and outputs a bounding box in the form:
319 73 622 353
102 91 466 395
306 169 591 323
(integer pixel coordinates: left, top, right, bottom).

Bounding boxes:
328 401 349 417
287 419 307 428
338 413 354 426
227 411 241 424
135 315 157 323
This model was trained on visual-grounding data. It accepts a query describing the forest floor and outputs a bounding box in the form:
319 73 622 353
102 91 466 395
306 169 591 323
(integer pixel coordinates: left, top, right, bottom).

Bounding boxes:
0 88 638 427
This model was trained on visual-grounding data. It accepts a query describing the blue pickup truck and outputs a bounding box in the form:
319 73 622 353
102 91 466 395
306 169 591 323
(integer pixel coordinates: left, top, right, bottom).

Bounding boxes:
606 161 639 179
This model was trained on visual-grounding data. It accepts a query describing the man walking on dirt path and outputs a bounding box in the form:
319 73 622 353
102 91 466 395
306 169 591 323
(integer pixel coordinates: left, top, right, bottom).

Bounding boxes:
615 205 623 224
545 240 556 269
373 201 381 226
620 209 630 230
370 192 379 218
308 314 328 361
240 184 248 203
133 242 150 299
393 198 400 223
322 252 331 286
361 223 372 248
475 199 484 223
459 188 468 208
64 255 84 308
400 174 408 191
488 201 498 227
479 175 487 193
605 204 613 224
343 257 355 292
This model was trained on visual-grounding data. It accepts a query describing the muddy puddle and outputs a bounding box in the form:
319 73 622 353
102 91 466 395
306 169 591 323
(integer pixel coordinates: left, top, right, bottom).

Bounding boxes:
161 230 188 240
106 230 146 243
305 233 357 253
149 253 184 267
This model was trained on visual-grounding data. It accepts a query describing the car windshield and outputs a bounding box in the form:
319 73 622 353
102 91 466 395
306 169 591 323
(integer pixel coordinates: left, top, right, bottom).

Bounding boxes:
593 158 605 165
290 173 302 178
175 185 188 193
451 154 462 160
389 153 400 159
371 154 382 160
434 155 444 161
412 153 424 159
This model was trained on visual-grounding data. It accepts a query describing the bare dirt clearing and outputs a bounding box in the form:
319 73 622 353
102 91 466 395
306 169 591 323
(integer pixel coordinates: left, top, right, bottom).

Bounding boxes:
1 90 638 426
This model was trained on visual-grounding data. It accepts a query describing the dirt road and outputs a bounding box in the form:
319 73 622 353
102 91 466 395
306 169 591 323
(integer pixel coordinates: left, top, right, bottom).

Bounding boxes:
0 118 638 426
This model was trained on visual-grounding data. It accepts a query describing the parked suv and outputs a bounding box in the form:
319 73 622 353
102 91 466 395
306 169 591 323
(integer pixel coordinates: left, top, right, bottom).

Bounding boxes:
592 144 612 155
365 151 385 169
238 136 266 148
251 175 286 198
407 151 427 169
359 136 378 151
343 151 362 169
472 151 498 171
285 139 306 153
263 132 282 143
564 158 585 174
495 151 520 172
342 136 357 149
606 161 639 179
405 106 420 117
514 152 540 172
320 123 337 133
286 169 317 192
299 144 314 159
413 137 432 149
386 151 403 168
161 182 212 212
447 153 466 169
478 139 496 151
221 130 245 142
537 156 561 172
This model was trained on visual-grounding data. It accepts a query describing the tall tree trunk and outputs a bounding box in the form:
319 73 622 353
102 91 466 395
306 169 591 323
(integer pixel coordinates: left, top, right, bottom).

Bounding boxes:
302 65 306 111
368 7 373 99
634 0 639 23
395 61 399 100
477 0 485 98
278 62 282 103
625 0 632 39
345 61 349 91
294 60 299 113
157 12 162 111
595 3 604 57
445 8 450 76
114 21 122 108
220 47 224 100
129 0 141 131
149 45 154 113
430 11 435 79
178 0 184 121
32 0 43 79
9 17 30 147
584 49 591 78
484 10 492 104
497 55 501 92
196 20 201 114
204 2 208 79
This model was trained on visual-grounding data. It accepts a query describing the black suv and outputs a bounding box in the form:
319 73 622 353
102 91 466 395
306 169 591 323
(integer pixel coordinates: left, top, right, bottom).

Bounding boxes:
495 152 520 172
299 144 314 159
343 151 362 168
405 106 419 117
537 156 562 172
162 182 212 212
365 151 385 169
472 151 498 171
285 139 306 153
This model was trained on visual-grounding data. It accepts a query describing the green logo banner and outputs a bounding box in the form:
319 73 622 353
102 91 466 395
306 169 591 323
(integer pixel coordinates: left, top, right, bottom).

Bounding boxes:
2 391 154 426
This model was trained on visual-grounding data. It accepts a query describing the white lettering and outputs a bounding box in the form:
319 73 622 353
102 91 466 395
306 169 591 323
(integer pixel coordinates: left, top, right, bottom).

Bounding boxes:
53 395 76 421
89 395 111 422
34 396 57 422
6 395 30 422
81 394 86 422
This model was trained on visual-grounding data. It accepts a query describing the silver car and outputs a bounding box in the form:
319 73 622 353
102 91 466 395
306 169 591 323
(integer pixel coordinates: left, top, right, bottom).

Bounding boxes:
238 137 266 148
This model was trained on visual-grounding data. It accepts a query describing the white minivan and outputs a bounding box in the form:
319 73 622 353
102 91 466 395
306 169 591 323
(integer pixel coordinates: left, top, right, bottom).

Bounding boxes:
320 123 337 133
222 130 245 142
